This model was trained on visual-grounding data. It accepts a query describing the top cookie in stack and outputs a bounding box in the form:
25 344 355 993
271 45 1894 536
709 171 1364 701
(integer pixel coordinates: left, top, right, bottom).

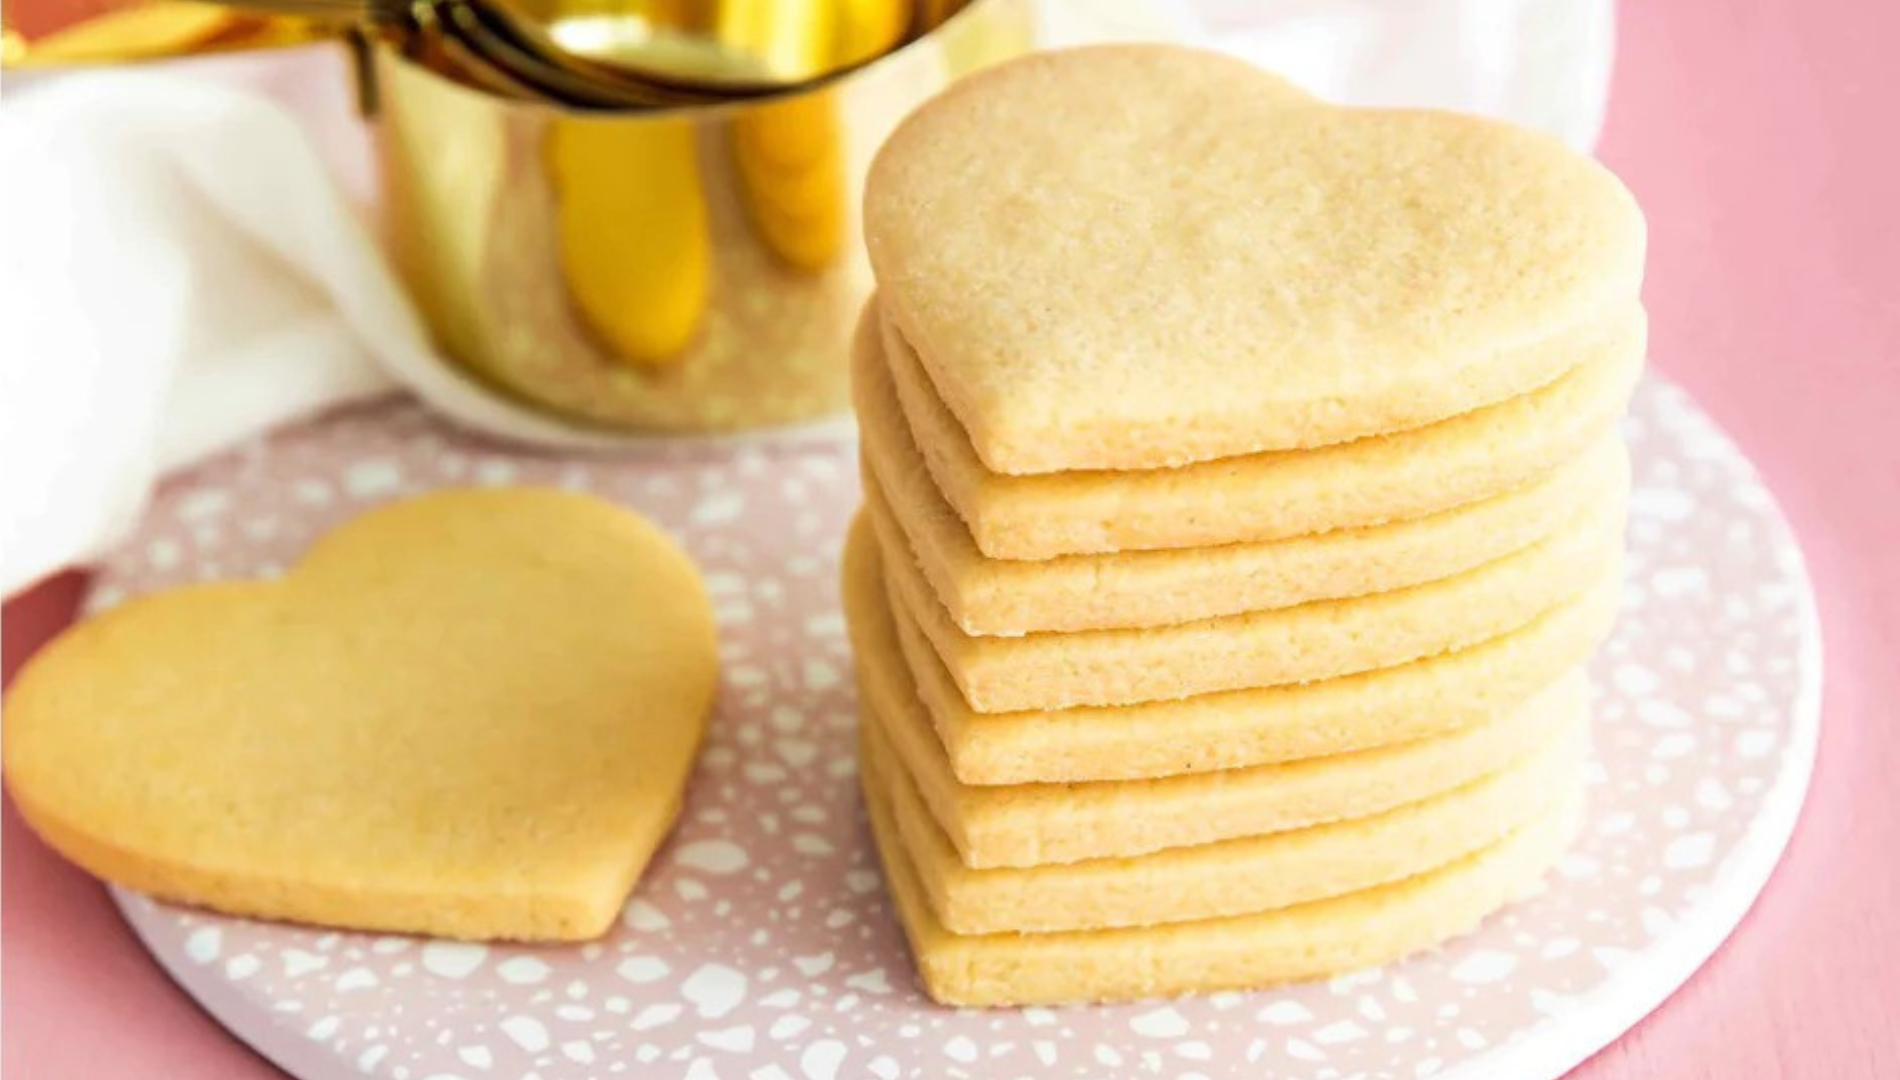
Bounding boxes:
844 44 1645 1007
867 45 1643 489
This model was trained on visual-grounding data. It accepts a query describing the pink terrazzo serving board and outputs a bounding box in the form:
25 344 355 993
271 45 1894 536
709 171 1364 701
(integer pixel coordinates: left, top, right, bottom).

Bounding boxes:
86 373 1817 1080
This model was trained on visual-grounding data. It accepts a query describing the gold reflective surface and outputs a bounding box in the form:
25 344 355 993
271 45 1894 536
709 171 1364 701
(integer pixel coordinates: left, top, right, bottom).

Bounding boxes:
533 0 911 89
372 0 1035 431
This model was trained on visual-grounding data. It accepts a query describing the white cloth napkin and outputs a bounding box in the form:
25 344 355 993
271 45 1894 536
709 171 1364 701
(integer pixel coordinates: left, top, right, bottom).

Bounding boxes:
0 0 1614 597
2 73 393 597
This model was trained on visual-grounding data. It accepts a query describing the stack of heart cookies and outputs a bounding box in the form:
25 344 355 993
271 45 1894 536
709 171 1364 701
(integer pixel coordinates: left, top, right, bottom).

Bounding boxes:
842 45 1646 1007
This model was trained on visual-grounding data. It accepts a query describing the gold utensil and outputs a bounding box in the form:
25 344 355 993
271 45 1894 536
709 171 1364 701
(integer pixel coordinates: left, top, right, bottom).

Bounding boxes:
411 0 924 106
428 0 709 106
8 0 925 109
159 0 725 107
528 0 915 94
370 0 1037 431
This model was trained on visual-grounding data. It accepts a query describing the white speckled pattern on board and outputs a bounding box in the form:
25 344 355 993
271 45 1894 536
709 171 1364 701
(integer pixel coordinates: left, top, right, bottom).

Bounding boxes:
97 375 1818 1080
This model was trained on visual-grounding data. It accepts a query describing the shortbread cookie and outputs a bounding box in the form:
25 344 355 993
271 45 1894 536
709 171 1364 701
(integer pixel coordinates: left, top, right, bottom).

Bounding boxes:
872 718 1582 933
862 726 1585 1006
864 45 1646 475
872 303 1645 559
895 566 1619 785
4 488 719 942
862 318 1629 632
871 486 1622 712
844 515 1586 867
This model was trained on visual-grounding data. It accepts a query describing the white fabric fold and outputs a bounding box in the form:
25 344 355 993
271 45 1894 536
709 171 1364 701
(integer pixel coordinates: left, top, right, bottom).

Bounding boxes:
1 76 401 595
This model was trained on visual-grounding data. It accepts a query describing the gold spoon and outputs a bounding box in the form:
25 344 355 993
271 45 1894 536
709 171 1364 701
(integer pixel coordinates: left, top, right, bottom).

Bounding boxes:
523 0 917 96
429 0 717 106
175 0 711 107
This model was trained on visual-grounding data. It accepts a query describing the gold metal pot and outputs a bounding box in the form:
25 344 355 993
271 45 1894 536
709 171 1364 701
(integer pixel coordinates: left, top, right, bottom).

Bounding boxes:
364 0 1036 432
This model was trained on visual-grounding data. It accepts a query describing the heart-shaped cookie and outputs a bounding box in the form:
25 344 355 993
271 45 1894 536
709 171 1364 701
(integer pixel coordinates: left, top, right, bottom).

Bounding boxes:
4 487 718 942
864 45 1646 474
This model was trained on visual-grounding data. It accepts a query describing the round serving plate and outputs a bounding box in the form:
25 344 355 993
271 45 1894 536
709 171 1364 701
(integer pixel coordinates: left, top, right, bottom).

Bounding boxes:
95 373 1819 1080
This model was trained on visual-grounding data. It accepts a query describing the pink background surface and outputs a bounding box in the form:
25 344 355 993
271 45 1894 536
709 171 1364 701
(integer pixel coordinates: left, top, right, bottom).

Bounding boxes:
4 1 1896 1076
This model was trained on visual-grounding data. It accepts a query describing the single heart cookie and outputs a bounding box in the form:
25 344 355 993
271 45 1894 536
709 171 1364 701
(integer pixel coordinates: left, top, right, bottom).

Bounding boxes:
864 44 1646 474
4 487 718 942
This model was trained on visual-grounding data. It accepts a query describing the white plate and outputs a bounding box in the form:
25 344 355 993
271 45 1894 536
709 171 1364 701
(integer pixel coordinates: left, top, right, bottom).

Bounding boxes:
94 374 1818 1080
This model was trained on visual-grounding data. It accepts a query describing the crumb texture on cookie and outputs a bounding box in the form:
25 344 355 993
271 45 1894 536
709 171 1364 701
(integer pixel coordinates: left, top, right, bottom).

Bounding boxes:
899 571 1620 785
842 518 1585 868
870 304 1645 559
860 717 1585 1007
861 309 1630 633
872 489 1624 712
3 487 719 942
871 719 1582 934
864 45 1647 474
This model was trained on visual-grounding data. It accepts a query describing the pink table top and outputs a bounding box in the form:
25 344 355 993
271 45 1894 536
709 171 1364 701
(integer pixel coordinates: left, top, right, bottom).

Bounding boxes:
5 1 1897 1076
